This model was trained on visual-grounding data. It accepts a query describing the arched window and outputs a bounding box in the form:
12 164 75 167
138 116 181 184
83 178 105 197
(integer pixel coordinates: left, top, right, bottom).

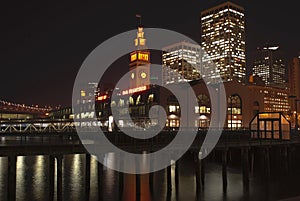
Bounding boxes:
136 95 141 105
110 101 116 107
118 99 125 107
167 95 180 113
129 97 134 105
148 94 154 103
195 94 211 128
228 94 242 129
166 95 180 128
228 95 242 115
196 94 211 114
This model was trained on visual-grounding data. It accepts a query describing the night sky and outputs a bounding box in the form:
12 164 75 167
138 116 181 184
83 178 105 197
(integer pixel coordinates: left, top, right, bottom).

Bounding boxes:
1 0 299 107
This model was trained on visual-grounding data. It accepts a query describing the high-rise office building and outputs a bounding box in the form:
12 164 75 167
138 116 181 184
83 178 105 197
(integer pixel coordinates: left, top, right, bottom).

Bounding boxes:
162 41 202 85
253 46 286 88
201 1 246 82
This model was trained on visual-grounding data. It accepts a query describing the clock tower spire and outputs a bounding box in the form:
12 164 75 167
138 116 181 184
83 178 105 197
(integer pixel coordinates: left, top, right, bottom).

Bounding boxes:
134 14 146 49
129 14 150 88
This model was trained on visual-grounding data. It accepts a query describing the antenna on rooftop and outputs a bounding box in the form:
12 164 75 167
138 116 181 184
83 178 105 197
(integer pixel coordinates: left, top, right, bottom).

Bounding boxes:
136 14 142 27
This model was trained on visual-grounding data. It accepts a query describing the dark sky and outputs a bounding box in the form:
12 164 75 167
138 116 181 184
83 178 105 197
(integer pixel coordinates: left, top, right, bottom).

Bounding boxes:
1 0 299 107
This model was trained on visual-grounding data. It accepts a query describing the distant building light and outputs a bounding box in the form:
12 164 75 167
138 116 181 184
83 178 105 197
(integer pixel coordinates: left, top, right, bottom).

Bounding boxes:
97 95 108 101
199 115 207 120
267 46 279 51
168 114 178 119
108 116 114 132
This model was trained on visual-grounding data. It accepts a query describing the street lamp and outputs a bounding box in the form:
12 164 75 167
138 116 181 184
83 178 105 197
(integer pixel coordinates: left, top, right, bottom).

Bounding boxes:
288 95 300 131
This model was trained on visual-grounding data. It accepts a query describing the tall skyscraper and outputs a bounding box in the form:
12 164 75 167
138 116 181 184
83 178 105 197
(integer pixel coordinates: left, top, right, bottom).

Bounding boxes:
253 45 286 88
201 1 246 82
129 16 150 89
162 41 202 85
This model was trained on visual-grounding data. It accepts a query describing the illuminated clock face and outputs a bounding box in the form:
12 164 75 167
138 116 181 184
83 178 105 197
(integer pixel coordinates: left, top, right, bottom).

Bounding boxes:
140 72 147 79
131 72 135 79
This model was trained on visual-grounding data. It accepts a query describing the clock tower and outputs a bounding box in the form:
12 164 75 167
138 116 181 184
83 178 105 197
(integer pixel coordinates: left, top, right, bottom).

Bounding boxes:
129 15 150 88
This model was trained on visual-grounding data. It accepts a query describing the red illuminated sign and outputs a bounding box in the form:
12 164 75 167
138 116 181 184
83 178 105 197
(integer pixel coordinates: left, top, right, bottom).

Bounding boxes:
121 85 147 95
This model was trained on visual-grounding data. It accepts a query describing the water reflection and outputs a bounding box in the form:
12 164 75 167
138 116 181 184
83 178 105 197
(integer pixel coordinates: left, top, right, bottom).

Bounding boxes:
0 157 7 201
63 154 85 201
0 151 299 201
16 156 48 201
104 153 119 201
104 153 116 186
32 155 46 200
122 174 136 201
16 156 26 201
90 156 98 200
54 157 57 201
202 164 243 201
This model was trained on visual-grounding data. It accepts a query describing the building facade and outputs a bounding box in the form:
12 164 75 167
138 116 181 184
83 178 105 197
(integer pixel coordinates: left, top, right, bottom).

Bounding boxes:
288 56 300 109
253 46 286 88
69 78 291 131
96 79 265 130
247 83 290 114
201 1 246 82
288 55 300 128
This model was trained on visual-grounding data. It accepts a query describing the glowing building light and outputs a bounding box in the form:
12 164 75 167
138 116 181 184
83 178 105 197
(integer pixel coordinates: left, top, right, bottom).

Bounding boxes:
97 95 108 101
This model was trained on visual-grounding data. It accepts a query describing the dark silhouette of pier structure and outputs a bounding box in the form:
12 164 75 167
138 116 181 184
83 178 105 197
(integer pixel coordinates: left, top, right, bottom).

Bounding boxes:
0 118 300 201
